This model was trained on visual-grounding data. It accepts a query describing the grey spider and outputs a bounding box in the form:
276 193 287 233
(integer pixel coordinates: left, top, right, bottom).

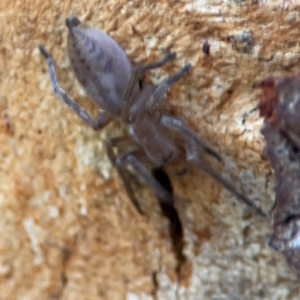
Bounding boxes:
38 16 267 222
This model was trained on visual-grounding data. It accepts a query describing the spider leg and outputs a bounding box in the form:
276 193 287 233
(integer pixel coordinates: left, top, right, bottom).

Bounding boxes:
144 62 220 161
107 138 184 261
106 137 144 214
39 45 113 130
107 136 175 210
162 115 222 161
146 63 192 115
119 152 175 205
194 158 268 217
117 151 185 261
161 115 268 217
121 52 176 122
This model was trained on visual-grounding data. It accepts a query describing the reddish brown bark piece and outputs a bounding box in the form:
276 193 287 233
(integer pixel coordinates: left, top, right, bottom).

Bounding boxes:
255 75 300 277
253 77 280 126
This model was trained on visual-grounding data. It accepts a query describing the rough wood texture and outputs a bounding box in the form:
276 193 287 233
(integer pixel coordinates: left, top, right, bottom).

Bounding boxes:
0 0 300 299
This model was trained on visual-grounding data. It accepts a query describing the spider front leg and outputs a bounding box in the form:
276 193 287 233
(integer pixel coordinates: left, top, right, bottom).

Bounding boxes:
39 45 113 130
121 52 176 122
106 137 176 212
107 138 184 260
161 115 269 217
145 63 192 115
143 64 221 161
106 137 144 214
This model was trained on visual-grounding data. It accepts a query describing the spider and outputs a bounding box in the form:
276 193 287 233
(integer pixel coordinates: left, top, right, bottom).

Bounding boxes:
39 16 267 225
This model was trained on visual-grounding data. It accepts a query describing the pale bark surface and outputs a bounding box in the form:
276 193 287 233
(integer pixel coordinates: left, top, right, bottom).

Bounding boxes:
0 0 299 299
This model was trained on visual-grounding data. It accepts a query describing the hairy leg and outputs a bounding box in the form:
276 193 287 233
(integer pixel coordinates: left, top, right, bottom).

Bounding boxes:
106 137 144 214
116 151 174 206
116 151 185 264
107 137 175 212
161 115 268 217
161 115 222 161
107 138 185 263
39 45 113 130
121 52 176 122
145 64 191 115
